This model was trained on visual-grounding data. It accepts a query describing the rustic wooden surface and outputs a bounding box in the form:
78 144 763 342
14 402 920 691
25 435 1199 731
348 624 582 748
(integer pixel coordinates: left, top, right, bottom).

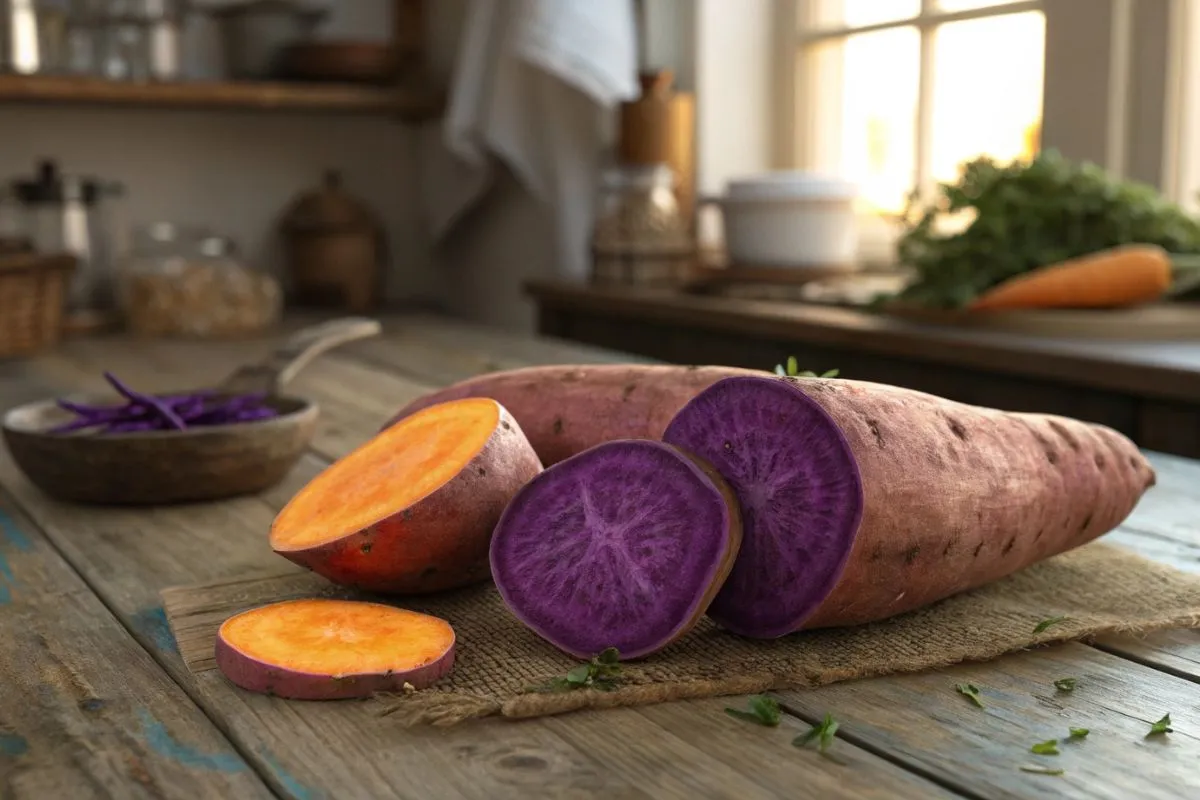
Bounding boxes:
0 311 1198 799
525 281 1200 459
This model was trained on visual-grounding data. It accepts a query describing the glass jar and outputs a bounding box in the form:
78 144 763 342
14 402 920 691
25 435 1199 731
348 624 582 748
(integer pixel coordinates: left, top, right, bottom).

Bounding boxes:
117 222 283 338
590 162 696 287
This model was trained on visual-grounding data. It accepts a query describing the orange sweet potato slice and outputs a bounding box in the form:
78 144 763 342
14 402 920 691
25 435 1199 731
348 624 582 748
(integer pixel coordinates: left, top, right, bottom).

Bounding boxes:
214 598 455 700
270 397 543 594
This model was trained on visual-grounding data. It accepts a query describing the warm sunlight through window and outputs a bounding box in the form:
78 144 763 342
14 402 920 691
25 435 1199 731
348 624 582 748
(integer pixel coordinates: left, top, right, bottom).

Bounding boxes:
796 1 1045 215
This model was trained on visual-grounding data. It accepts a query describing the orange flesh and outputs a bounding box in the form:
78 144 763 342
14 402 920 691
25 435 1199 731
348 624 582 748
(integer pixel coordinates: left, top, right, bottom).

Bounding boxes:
271 397 499 550
219 598 454 676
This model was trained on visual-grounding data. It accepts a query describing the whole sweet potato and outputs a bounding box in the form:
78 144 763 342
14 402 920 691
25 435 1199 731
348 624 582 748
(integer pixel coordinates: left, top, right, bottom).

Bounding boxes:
388 365 1157 635
383 364 761 465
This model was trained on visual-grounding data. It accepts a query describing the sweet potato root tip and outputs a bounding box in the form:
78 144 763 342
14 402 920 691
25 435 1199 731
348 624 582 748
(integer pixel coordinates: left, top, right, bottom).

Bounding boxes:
215 598 456 700
272 397 501 551
269 397 543 594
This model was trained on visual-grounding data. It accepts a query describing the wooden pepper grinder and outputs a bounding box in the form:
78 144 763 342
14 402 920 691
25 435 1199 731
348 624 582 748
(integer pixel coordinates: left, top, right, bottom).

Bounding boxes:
617 69 697 229
279 171 386 312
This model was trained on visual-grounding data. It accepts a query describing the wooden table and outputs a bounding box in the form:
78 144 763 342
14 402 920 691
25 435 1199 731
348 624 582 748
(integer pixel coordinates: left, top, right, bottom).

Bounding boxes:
0 311 1198 800
526 281 1200 460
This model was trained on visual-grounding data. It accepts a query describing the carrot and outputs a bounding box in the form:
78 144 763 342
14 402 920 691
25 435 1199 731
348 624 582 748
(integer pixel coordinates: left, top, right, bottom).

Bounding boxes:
215 599 455 699
271 397 543 594
967 244 1172 311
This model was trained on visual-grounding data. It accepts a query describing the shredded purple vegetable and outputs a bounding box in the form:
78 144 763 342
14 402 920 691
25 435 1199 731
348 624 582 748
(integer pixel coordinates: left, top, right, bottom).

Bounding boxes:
47 374 281 435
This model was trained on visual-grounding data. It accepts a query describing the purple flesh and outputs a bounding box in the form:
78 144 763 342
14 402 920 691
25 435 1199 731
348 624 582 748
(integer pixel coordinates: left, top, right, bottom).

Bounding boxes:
47 375 281 435
490 439 737 661
103 372 186 430
662 376 864 639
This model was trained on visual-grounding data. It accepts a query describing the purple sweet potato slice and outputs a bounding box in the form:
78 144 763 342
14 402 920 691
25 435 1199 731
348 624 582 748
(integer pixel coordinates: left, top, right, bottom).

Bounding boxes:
662 376 865 639
489 439 743 660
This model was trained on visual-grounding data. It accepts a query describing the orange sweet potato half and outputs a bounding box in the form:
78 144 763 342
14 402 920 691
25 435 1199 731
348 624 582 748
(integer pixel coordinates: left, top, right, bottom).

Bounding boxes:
270 397 543 594
215 598 455 699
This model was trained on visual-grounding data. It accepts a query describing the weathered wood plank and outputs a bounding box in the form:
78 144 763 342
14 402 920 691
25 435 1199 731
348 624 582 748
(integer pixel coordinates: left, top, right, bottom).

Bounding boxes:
344 313 645 387
0 491 273 800
775 642 1200 800
1092 629 1200 684
589 698 956 799
0 337 955 799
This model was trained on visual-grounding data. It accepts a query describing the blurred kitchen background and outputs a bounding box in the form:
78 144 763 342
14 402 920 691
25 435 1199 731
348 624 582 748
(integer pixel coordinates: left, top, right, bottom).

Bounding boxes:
0 0 1195 349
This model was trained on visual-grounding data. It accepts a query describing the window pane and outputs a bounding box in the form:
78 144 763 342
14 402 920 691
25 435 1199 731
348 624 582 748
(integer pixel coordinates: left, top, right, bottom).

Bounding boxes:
802 27 920 214
811 0 920 29
934 0 1028 12
928 12 1045 186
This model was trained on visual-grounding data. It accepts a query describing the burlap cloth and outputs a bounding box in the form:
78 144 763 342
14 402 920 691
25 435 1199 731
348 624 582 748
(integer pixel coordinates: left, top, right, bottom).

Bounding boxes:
162 541 1200 727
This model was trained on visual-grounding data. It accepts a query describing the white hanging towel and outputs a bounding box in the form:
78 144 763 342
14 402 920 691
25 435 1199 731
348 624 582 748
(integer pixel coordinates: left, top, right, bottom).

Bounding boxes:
421 0 640 282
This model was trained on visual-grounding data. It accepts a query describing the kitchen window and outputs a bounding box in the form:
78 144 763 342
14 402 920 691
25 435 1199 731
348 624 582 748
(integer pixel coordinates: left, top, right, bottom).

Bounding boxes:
789 0 1047 215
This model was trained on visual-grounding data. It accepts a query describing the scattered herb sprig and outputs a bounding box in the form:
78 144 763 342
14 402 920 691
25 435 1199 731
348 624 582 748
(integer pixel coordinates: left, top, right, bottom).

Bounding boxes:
724 695 782 727
524 647 622 693
956 683 985 708
1053 677 1077 692
1146 713 1173 737
774 355 840 379
794 713 841 757
1068 727 1089 739
1033 616 1070 634
1030 739 1060 756
1019 765 1065 776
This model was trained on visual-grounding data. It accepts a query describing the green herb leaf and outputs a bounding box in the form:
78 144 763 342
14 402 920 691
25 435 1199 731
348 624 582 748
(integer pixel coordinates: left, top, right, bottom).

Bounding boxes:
724 695 782 727
1068 727 1089 739
1146 713 1173 737
793 713 840 755
523 648 623 693
773 356 840 379
1019 765 1065 776
565 664 592 685
595 647 620 666
1033 616 1070 634
1053 677 1077 692
1031 739 1060 755
955 683 985 708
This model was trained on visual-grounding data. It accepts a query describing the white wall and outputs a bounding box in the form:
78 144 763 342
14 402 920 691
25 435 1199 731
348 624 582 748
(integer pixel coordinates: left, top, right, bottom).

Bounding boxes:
416 0 710 333
0 1 436 305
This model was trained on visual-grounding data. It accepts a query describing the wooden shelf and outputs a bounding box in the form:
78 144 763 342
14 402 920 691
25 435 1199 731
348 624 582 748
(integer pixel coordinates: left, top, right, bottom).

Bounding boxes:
0 74 443 120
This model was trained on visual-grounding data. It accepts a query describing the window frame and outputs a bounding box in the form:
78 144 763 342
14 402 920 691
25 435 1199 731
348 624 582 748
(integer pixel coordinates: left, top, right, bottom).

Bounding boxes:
777 0 1178 203
787 0 1047 208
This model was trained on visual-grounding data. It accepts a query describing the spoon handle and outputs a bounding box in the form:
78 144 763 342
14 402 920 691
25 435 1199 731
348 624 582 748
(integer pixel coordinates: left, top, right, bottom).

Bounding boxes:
217 317 383 395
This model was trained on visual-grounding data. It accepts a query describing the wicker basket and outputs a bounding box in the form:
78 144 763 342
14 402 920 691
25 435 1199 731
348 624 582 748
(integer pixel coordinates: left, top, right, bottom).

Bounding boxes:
0 253 76 358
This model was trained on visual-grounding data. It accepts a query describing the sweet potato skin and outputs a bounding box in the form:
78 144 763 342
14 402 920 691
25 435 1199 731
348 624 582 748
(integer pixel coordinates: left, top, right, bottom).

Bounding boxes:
383 364 763 465
390 365 1157 630
214 629 455 700
783 376 1157 629
272 403 543 594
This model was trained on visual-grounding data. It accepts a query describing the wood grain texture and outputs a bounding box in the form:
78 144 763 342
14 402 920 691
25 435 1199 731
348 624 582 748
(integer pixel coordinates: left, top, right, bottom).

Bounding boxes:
0 333 951 799
4 312 1200 799
0 492 272 800
775 642 1200 800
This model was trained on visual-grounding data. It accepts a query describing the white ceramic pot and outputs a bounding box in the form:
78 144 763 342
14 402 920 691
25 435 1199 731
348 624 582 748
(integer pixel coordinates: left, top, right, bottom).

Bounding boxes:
715 172 860 269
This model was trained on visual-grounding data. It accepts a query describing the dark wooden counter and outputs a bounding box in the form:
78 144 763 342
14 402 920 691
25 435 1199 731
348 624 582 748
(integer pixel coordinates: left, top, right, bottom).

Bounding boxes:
526 281 1200 459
